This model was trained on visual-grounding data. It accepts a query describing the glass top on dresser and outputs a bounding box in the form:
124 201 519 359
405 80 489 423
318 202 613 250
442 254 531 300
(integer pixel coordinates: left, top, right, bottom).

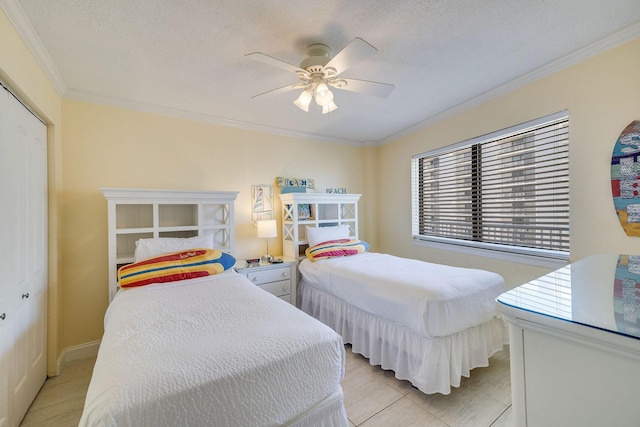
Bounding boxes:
497 254 640 340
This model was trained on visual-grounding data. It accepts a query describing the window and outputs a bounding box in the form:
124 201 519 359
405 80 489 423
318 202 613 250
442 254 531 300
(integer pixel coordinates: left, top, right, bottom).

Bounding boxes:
411 112 569 261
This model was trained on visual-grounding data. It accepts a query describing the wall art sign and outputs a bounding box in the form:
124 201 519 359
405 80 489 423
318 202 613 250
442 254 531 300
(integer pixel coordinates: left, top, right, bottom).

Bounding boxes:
326 188 347 194
251 184 273 222
276 177 315 194
611 120 640 236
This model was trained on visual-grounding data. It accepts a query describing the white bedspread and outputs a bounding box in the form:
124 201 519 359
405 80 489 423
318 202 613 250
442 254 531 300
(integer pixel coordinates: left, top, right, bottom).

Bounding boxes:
79 270 345 427
299 252 504 337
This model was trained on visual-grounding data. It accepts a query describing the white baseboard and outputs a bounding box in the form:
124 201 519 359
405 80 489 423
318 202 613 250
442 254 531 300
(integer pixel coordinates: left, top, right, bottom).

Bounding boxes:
56 340 101 374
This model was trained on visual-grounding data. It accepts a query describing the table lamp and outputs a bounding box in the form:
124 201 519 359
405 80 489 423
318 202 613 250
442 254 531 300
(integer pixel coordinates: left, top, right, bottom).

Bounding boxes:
257 219 277 262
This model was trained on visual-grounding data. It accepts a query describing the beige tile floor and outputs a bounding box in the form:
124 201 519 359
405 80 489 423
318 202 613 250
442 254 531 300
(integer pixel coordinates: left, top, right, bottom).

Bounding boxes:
20 346 512 427
342 345 513 427
20 356 96 427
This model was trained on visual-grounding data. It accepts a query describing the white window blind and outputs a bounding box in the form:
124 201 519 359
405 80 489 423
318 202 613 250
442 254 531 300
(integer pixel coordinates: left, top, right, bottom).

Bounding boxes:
411 112 570 259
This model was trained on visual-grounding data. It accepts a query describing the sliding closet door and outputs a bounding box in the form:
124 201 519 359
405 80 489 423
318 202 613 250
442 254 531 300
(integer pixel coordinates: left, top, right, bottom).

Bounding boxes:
0 86 47 426
0 169 7 427
0 86 14 427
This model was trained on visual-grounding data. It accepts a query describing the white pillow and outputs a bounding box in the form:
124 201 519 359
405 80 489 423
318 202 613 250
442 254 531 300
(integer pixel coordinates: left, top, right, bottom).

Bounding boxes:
306 225 351 247
134 235 214 262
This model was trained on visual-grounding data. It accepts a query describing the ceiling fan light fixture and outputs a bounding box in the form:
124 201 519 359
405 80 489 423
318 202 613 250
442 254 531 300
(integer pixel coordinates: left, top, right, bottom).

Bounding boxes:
322 101 338 114
248 38 394 115
314 82 334 106
293 89 313 112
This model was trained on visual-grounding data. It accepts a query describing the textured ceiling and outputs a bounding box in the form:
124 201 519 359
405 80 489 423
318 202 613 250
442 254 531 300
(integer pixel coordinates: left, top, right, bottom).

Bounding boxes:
7 0 640 144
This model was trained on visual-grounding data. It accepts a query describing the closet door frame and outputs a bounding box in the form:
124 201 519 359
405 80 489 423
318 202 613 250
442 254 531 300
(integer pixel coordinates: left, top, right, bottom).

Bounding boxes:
0 84 48 427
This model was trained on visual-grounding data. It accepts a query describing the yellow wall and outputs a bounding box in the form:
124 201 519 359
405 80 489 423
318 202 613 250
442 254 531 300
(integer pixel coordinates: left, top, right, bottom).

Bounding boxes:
0 9 63 375
60 99 368 346
378 37 640 289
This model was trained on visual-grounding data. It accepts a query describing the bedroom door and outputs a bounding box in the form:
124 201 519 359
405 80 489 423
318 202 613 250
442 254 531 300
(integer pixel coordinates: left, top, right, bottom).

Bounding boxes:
0 85 48 426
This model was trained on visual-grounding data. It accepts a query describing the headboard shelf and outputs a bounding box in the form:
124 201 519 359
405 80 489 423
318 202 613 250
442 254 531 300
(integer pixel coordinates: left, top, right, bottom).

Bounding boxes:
279 193 361 259
102 188 238 302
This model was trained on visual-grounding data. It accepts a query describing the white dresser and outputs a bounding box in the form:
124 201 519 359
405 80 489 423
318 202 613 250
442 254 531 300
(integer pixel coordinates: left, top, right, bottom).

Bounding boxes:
497 254 640 427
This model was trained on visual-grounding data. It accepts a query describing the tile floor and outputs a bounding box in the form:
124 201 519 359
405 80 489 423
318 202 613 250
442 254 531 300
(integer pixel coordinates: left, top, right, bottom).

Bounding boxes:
20 356 96 427
20 345 512 427
342 345 513 427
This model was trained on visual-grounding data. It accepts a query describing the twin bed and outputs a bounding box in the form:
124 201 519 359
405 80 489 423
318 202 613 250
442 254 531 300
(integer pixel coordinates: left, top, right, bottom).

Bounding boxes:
82 189 506 426
80 269 347 426
82 190 349 427
299 250 506 395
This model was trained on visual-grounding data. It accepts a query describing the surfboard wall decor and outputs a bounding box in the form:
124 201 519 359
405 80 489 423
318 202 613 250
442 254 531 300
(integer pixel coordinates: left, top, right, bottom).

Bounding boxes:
611 120 640 236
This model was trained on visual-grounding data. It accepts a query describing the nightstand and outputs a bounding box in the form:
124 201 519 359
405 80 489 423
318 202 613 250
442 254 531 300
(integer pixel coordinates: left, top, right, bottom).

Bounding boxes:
235 259 297 305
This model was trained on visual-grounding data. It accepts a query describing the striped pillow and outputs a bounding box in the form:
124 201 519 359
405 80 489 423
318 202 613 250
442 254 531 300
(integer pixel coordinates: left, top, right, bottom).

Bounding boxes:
118 249 236 288
305 239 370 262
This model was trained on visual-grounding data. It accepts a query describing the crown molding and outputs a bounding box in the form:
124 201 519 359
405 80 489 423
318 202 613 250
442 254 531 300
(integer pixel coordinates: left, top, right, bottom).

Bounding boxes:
4 0 638 146
0 0 67 95
379 21 640 146
64 88 366 146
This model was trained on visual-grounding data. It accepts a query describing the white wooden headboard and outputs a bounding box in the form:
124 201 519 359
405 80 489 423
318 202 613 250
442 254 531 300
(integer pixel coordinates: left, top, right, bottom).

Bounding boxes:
102 188 239 302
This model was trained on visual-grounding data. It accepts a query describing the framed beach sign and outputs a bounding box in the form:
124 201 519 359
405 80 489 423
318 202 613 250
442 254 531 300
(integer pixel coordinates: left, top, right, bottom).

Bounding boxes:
276 177 315 194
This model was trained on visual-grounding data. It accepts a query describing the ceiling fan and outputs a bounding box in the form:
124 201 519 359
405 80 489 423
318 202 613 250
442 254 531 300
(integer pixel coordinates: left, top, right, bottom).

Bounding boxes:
246 38 394 114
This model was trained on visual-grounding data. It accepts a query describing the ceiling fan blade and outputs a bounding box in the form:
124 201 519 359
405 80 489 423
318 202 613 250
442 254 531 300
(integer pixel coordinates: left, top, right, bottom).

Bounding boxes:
245 52 308 77
325 38 378 75
251 83 307 99
333 78 394 98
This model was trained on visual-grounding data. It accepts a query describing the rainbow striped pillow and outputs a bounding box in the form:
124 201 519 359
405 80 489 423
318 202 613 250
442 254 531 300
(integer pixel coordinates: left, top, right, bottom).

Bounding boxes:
118 249 236 288
305 239 370 262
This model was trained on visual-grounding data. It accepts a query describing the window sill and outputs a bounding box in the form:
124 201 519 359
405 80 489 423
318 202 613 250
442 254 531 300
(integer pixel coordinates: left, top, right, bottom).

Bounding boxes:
412 237 569 269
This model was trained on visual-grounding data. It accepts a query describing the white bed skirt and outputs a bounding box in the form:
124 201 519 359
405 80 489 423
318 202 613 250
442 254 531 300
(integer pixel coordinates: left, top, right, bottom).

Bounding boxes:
301 281 508 395
288 389 348 427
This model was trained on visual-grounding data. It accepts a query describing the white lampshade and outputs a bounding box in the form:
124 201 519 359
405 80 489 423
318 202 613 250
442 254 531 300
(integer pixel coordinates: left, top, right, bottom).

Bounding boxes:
314 82 334 106
322 101 338 114
257 219 277 238
257 219 277 261
293 89 313 112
